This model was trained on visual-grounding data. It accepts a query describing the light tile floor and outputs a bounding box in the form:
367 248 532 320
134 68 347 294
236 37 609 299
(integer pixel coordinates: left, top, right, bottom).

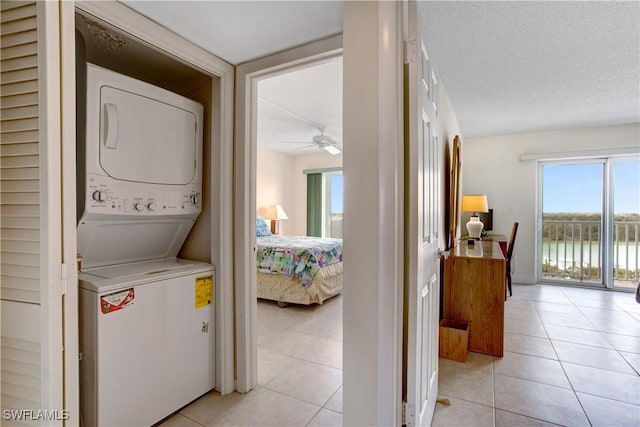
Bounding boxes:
159 284 640 426
434 283 640 427
158 295 343 427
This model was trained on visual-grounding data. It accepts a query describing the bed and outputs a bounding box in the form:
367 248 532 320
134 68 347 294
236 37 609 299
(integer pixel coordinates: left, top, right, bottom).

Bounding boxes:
256 217 343 306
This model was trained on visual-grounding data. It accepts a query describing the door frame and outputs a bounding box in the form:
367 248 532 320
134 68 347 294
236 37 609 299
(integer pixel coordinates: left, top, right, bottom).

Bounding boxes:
234 35 343 393
66 0 236 396
342 2 405 425
60 1 80 421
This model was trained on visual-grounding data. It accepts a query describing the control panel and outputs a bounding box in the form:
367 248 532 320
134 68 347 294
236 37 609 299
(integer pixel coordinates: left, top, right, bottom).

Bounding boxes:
83 174 201 217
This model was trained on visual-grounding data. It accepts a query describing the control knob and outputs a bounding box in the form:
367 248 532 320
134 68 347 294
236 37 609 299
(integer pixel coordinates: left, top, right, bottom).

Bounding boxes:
133 202 145 212
92 190 107 202
147 202 157 212
189 194 199 205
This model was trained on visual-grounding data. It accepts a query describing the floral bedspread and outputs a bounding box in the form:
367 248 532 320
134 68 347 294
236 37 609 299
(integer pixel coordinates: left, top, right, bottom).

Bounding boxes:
256 235 343 287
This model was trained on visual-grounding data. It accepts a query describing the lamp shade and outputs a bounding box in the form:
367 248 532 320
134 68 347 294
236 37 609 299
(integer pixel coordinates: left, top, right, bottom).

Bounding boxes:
260 204 288 220
461 195 489 214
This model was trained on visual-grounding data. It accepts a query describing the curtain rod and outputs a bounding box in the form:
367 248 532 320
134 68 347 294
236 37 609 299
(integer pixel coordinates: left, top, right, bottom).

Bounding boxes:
520 146 640 161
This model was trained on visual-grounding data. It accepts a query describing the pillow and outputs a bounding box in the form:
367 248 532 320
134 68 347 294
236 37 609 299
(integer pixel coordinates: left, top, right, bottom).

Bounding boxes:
256 216 271 237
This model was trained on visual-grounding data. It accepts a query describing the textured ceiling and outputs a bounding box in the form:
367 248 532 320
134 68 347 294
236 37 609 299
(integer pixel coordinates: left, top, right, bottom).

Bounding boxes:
420 1 640 138
119 1 639 143
122 1 343 65
257 58 343 155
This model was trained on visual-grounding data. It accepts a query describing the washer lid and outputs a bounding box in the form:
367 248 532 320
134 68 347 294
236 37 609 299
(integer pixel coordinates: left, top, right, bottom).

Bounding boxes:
77 218 194 269
83 258 196 279
79 258 215 293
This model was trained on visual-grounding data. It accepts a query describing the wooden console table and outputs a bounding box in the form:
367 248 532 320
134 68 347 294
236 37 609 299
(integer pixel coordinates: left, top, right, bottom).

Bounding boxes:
443 240 506 357
462 234 507 257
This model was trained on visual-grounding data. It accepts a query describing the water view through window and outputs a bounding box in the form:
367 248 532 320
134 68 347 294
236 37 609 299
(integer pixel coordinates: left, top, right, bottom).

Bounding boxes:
540 159 639 289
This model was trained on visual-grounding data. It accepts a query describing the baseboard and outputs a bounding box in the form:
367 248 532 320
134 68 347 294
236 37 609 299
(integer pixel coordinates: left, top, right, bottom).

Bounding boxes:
513 274 536 285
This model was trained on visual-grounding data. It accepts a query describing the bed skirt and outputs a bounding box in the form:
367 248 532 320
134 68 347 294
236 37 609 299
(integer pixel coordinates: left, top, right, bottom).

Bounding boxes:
257 262 343 305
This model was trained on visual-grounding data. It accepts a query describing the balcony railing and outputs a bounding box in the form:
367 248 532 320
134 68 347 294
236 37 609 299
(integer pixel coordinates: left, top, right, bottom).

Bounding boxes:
541 220 639 285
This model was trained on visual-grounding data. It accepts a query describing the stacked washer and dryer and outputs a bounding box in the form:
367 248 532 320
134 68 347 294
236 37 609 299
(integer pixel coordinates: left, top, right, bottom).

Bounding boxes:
77 64 215 426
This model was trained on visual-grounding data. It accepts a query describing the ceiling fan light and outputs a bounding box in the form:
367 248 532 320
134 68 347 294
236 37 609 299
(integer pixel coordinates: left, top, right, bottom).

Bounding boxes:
323 144 341 155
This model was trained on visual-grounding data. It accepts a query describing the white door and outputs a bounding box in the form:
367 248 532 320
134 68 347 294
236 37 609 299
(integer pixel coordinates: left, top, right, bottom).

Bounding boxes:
404 1 441 425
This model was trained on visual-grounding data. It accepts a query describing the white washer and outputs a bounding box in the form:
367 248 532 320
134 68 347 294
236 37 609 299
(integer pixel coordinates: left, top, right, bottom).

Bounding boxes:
79 258 215 427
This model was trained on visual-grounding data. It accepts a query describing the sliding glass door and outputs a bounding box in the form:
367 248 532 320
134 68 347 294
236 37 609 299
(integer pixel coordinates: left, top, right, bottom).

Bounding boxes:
540 161 605 286
612 158 640 289
539 157 639 289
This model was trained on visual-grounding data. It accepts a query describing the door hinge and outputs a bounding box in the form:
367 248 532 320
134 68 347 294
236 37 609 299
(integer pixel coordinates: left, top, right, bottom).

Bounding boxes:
402 401 415 426
51 263 70 297
404 40 417 64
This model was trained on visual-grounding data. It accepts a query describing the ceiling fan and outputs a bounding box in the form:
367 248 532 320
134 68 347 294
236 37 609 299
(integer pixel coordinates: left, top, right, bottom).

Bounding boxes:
259 96 341 155
283 128 341 155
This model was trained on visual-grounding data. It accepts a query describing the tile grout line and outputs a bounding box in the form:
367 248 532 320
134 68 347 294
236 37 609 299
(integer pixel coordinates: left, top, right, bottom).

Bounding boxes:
491 349 496 427
177 412 207 427
257 345 343 372
549 287 596 426
260 379 340 410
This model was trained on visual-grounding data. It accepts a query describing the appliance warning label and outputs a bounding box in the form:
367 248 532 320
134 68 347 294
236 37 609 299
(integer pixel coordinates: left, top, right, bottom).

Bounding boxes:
195 274 214 309
101 288 135 314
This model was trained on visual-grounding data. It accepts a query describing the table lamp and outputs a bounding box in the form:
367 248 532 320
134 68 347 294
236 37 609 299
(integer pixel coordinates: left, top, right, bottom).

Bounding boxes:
260 204 288 235
461 194 489 239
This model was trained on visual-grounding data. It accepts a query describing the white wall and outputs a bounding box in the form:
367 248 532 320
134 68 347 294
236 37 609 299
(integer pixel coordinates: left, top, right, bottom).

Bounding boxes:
291 152 343 235
256 146 294 235
462 122 640 284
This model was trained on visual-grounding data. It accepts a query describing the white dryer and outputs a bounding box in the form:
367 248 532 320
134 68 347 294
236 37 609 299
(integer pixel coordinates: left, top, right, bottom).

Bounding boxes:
77 64 214 426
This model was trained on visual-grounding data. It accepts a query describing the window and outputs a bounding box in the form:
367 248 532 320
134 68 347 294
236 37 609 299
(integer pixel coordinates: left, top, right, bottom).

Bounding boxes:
305 168 343 238
324 171 343 238
538 157 639 289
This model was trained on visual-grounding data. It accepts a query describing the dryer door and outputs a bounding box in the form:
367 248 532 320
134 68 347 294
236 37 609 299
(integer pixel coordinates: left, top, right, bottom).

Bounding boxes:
99 86 198 185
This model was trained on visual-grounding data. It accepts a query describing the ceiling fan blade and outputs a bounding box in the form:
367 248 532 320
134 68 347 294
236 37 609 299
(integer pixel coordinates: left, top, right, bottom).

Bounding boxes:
291 145 317 151
259 96 324 131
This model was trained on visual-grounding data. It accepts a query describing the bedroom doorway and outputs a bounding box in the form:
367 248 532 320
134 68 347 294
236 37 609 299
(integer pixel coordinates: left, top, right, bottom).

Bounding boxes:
242 42 344 420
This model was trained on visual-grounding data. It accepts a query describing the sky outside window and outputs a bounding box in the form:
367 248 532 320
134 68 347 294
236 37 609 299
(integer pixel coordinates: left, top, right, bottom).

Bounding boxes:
543 163 603 213
543 161 639 214
330 174 343 213
613 160 640 214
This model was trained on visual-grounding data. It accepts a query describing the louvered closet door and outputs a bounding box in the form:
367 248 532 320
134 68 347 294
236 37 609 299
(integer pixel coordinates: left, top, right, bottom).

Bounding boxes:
1 1 63 422
1 1 40 304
